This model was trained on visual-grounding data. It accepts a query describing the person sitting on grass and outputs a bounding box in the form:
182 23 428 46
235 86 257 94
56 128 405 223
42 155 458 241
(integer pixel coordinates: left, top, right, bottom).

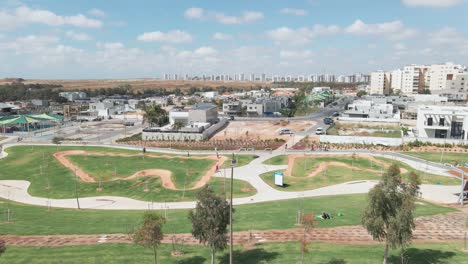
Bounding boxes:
321 212 331 219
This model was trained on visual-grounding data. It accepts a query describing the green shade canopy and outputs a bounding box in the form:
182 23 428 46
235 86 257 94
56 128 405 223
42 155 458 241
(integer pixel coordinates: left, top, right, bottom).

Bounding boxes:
0 114 62 125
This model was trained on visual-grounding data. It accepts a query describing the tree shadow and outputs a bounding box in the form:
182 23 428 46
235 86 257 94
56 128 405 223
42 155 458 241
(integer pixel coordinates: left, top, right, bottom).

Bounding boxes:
176 256 207 264
323 258 347 264
388 248 456 264
218 248 279 264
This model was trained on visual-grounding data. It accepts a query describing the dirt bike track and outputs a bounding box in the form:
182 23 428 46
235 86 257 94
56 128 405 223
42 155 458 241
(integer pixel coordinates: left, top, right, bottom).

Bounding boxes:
53 150 227 190
285 154 408 178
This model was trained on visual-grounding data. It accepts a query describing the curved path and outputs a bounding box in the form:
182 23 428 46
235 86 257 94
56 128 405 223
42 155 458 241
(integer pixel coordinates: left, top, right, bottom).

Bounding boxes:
0 141 462 210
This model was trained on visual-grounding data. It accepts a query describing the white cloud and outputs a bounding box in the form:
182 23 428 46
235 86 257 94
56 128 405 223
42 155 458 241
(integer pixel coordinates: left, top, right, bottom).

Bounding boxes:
97 42 125 50
280 50 314 59
194 46 218 57
345 19 416 40
65 31 92 41
184 8 263 25
184 7 204 19
393 43 407 50
88 8 106 18
137 30 192 43
212 32 232 40
428 27 463 45
267 24 340 45
214 11 263 24
280 8 307 16
17 6 102 28
402 0 463 7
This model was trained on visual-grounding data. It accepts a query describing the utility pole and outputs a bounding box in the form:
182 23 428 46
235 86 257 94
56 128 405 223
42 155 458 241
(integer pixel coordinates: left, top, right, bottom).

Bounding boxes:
74 168 81 209
229 152 235 264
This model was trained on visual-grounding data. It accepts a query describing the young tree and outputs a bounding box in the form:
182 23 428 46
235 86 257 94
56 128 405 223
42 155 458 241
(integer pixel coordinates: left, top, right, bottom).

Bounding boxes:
0 239 5 256
299 213 317 264
189 186 230 264
172 121 184 131
362 164 421 264
356 90 367 98
143 104 169 127
133 211 166 264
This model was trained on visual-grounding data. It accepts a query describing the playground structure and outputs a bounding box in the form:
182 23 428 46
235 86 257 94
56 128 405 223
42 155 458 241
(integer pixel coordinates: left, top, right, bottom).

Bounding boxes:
0 113 63 133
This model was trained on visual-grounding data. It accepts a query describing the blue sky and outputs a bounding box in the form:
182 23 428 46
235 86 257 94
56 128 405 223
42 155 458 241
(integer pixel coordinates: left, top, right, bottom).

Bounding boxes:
0 0 467 79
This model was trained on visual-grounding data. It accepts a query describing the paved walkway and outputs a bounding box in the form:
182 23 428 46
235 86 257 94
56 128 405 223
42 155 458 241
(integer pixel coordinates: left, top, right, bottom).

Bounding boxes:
1 209 465 246
0 142 463 210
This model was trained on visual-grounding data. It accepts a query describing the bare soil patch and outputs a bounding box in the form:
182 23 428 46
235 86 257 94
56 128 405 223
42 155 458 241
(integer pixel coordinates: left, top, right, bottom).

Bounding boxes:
211 121 314 141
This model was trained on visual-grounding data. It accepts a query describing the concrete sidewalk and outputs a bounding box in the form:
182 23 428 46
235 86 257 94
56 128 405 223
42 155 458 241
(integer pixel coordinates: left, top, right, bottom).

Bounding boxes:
0 142 462 210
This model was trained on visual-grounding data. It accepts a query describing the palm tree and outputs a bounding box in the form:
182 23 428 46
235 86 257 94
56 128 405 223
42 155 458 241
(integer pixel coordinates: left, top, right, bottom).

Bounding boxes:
143 104 169 127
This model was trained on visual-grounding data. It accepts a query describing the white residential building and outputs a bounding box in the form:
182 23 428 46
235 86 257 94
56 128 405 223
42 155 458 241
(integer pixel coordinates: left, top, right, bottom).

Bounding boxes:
402 65 430 95
416 105 468 139
434 73 468 102
370 71 391 95
391 69 403 91
428 63 464 92
343 99 398 119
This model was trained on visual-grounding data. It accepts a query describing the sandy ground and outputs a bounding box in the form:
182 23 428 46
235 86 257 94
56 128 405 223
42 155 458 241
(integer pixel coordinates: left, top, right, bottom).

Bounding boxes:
1 79 272 90
211 121 314 141
285 154 408 177
53 150 227 190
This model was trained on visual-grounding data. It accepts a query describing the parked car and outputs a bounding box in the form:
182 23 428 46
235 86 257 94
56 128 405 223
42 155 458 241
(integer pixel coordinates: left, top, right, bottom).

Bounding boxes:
323 117 334 125
229 115 235 120
124 121 135 126
279 129 294 135
332 111 340 117
315 127 325 135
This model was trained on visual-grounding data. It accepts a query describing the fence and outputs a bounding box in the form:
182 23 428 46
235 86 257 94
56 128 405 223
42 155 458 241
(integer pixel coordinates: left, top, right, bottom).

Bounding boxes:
142 119 228 141
320 135 403 146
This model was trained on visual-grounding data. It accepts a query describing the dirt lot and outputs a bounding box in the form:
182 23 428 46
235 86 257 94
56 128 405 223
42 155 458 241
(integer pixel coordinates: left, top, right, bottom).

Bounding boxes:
211 120 314 141
1 79 272 90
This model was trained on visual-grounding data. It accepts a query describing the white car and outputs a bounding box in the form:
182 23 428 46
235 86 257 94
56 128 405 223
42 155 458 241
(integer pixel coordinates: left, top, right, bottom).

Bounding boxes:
315 127 325 135
279 129 294 135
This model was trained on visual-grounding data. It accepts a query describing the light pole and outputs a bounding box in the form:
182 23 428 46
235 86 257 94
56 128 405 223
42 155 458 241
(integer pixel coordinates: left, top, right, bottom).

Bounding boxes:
74 168 81 209
229 153 235 264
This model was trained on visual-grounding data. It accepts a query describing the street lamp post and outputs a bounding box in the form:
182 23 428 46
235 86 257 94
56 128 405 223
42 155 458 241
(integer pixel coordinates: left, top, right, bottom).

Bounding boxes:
229 153 235 264
74 168 81 209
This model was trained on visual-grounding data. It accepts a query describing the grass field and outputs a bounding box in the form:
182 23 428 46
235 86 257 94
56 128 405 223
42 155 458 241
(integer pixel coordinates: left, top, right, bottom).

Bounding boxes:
263 155 288 165
261 155 459 192
0 146 256 202
221 154 258 168
0 194 455 235
2 242 466 263
402 151 468 165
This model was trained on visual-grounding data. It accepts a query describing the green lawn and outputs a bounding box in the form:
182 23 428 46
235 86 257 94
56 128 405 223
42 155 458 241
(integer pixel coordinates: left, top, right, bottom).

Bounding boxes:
2 242 466 264
0 194 455 235
0 146 256 202
221 154 258 168
402 151 468 165
263 155 288 165
261 155 459 192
